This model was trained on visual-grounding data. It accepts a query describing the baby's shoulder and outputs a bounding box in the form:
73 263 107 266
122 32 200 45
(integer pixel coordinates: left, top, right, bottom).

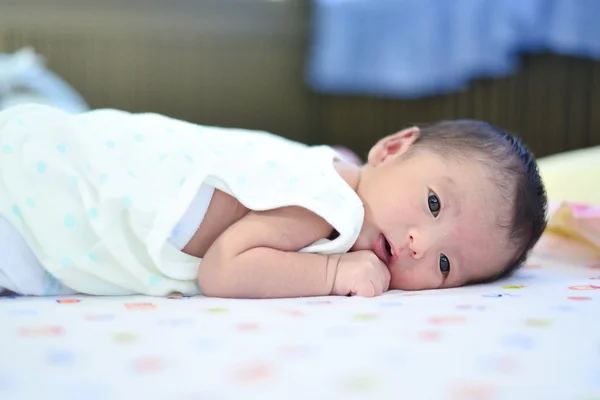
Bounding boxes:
333 159 361 192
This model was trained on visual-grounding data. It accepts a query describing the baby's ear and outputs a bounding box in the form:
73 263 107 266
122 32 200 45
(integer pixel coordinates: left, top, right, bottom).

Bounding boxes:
367 126 420 166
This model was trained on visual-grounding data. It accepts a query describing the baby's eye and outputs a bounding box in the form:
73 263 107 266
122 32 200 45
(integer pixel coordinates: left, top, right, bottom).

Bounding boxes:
428 190 441 217
439 254 450 276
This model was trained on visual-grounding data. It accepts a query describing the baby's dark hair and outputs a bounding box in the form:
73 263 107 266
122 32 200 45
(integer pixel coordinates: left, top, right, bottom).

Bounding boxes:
409 120 547 282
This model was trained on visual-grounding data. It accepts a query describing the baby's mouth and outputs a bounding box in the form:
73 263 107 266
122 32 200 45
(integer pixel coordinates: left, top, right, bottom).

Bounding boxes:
375 234 394 266
384 238 393 258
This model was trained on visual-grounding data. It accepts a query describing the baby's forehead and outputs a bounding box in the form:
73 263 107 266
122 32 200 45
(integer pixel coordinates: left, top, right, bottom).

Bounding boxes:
446 162 512 213
448 178 514 260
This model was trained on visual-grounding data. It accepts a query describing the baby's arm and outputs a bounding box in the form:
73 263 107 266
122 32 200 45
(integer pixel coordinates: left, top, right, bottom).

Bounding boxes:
197 206 340 298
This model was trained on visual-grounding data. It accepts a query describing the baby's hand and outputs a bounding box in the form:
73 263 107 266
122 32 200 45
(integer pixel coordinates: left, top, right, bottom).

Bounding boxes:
332 251 391 297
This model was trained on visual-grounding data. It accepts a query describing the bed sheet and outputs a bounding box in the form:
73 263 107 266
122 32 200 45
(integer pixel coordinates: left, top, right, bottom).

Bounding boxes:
1 235 599 400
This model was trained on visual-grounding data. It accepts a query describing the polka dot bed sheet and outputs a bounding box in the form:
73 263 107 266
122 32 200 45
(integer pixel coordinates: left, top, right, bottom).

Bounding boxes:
0 232 599 400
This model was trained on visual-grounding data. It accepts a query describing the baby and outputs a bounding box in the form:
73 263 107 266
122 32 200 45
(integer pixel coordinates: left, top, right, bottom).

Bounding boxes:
0 104 547 298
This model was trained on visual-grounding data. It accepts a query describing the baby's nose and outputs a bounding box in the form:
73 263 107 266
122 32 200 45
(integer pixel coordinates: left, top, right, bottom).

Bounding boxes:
407 232 424 260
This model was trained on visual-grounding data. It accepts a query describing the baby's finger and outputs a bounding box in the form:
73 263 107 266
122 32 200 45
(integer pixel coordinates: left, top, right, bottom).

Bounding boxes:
379 263 391 292
369 280 382 297
354 280 376 297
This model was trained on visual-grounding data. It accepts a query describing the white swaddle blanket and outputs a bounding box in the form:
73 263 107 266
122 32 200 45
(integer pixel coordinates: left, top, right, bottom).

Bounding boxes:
0 105 364 296
0 182 215 295
0 104 212 295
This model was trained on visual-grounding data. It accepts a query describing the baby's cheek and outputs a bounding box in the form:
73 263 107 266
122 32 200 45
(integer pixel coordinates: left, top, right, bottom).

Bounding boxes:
389 268 421 291
389 263 442 291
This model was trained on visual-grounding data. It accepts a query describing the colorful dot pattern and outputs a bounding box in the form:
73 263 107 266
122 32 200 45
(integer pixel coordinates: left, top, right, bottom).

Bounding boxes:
0 250 598 400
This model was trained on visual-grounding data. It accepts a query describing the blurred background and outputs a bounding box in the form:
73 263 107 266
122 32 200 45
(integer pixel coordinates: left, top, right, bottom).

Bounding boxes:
1 0 599 161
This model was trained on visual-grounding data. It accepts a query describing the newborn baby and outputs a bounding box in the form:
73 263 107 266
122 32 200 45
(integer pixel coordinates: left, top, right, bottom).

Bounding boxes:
0 104 547 297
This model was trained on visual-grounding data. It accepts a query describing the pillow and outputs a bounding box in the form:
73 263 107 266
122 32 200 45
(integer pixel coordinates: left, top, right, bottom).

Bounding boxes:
537 146 600 204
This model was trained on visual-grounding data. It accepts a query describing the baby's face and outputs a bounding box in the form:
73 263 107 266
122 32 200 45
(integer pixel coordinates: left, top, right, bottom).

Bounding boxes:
353 147 514 290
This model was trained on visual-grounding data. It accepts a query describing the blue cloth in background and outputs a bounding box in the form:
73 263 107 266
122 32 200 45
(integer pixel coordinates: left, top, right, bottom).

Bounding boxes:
307 0 600 99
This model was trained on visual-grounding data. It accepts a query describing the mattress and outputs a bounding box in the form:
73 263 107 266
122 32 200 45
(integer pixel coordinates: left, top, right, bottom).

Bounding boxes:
1 231 599 400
